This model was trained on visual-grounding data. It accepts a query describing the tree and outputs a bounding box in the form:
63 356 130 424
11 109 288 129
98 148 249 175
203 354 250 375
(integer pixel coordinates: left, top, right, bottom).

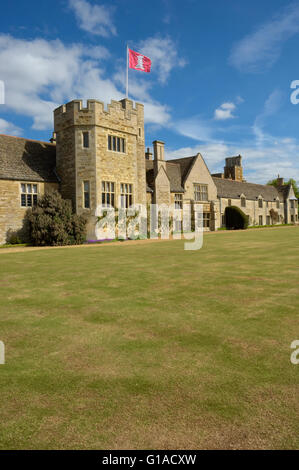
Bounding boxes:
25 190 87 246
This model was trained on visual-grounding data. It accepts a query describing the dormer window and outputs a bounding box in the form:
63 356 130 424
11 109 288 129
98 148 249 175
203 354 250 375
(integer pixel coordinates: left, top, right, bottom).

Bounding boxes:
108 135 125 153
241 196 246 207
276 199 280 209
258 197 263 208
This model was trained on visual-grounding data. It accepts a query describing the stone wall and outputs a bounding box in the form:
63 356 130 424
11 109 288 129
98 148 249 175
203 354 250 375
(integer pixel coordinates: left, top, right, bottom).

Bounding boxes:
219 197 285 226
0 180 58 244
183 153 220 230
54 99 146 240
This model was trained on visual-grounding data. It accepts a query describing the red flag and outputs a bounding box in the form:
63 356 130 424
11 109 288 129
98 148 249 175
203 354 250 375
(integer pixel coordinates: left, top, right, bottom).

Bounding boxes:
129 49 151 73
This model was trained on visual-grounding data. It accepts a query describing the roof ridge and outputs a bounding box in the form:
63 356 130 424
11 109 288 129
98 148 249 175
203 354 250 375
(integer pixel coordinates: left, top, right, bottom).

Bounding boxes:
167 155 196 162
0 134 56 146
212 176 272 187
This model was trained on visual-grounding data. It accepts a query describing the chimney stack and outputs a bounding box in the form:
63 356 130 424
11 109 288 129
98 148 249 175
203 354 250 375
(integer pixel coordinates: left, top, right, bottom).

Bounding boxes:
153 140 166 176
145 147 153 160
277 176 284 186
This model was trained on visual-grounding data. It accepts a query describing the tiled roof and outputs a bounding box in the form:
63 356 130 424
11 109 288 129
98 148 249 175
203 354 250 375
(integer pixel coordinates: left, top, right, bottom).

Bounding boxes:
146 159 185 192
167 156 197 184
146 155 197 193
165 162 184 192
212 177 280 201
0 134 58 183
276 184 291 201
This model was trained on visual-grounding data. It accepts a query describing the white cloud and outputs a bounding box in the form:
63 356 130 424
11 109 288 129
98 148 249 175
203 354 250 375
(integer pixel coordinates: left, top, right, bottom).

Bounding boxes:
253 89 284 144
214 102 236 120
0 34 174 130
165 93 299 184
137 35 186 84
166 135 299 185
68 0 116 37
0 118 22 136
0 34 115 130
173 116 213 141
143 102 171 126
229 2 299 72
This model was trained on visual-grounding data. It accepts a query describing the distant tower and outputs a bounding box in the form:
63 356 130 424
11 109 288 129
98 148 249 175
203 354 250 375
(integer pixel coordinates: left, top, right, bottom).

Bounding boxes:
224 155 243 182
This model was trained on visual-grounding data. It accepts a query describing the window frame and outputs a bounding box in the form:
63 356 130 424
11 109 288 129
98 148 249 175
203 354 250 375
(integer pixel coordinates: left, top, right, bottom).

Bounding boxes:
174 193 183 209
107 135 126 154
194 183 208 202
83 180 90 209
82 131 90 149
203 212 210 228
120 183 133 209
101 181 115 208
241 196 246 208
20 183 38 208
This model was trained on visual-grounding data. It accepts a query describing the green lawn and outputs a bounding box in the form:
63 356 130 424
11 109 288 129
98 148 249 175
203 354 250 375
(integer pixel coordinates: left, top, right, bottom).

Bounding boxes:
0 227 298 449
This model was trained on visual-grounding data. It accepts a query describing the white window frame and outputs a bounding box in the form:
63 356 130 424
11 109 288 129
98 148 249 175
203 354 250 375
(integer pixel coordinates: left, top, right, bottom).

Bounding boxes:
20 183 38 208
120 183 133 209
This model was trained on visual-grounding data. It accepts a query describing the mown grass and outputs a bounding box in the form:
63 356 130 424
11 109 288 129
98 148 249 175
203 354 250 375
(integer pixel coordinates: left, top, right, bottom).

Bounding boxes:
0 226 298 449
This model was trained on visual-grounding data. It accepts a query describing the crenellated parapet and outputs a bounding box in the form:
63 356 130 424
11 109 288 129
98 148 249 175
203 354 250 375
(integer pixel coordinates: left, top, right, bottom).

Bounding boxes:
54 98 144 133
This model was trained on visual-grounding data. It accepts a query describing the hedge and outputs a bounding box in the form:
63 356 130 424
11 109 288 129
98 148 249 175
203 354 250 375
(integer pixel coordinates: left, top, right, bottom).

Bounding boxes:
224 205 249 230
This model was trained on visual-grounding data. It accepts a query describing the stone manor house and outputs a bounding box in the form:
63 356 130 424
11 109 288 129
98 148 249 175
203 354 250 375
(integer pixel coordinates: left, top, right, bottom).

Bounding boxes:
0 97 298 243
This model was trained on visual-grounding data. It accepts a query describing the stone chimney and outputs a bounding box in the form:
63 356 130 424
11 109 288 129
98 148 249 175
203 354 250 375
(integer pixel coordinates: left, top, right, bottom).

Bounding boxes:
153 140 166 176
145 147 153 160
277 176 284 186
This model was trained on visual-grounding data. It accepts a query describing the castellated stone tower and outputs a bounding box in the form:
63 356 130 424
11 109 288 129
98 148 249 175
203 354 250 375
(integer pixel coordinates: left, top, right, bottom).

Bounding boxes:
224 155 243 182
54 98 146 239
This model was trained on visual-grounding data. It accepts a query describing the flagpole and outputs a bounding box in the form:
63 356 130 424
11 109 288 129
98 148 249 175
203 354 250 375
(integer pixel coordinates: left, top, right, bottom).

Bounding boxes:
126 44 129 99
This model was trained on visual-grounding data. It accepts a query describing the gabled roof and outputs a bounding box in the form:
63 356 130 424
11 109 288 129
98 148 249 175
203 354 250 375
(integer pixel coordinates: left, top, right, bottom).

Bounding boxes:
0 134 58 183
276 184 292 201
145 159 185 192
212 177 280 201
167 156 197 184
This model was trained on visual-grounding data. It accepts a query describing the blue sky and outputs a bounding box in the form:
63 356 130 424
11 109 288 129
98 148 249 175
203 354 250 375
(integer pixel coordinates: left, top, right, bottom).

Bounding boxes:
1 0 299 183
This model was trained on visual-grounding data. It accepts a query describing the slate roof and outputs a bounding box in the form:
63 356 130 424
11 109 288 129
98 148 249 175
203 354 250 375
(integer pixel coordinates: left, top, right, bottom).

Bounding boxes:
276 184 292 201
0 134 58 183
212 177 281 201
167 156 197 184
146 156 196 193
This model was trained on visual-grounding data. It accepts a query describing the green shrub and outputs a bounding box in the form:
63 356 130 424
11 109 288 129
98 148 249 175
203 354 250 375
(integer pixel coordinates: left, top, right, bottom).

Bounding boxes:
25 190 87 246
224 206 249 230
